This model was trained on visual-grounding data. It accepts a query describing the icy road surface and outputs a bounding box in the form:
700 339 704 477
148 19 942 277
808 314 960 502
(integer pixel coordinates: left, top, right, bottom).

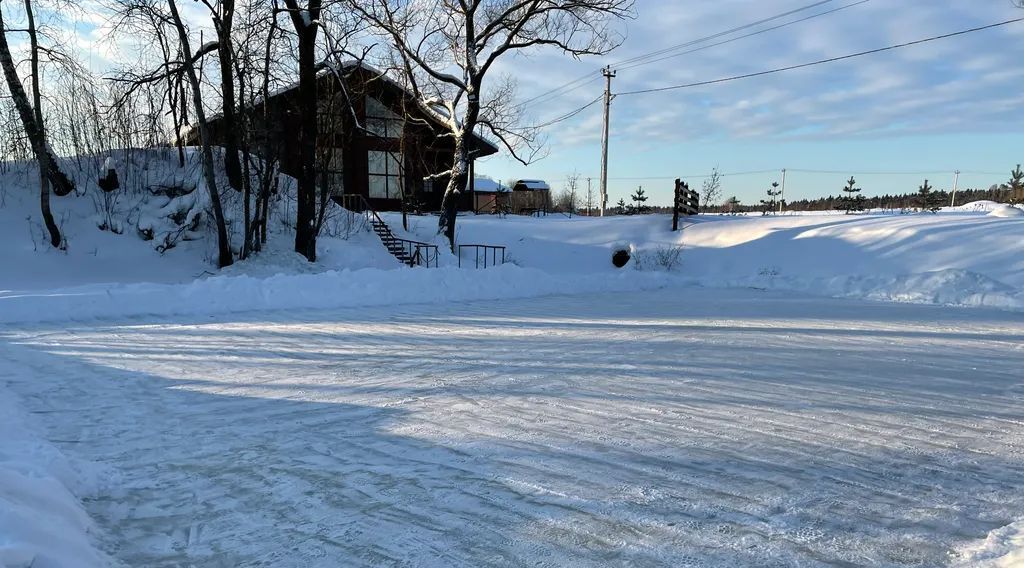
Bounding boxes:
2 288 1023 567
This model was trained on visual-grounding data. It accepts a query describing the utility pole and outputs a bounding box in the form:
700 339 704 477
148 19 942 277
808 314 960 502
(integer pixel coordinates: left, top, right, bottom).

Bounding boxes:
599 66 616 217
586 177 592 216
950 170 960 208
779 168 787 214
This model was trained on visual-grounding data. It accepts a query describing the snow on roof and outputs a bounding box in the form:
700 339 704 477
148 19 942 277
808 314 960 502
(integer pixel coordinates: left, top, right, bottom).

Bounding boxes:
473 177 507 193
514 179 550 191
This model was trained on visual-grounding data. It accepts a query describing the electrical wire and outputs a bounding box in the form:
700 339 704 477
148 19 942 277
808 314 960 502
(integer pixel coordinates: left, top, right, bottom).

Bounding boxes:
619 17 1024 96
616 0 870 73
515 0 855 110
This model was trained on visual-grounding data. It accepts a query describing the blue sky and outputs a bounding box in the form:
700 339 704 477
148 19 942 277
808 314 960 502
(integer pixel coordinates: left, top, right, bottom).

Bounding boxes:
478 0 1024 206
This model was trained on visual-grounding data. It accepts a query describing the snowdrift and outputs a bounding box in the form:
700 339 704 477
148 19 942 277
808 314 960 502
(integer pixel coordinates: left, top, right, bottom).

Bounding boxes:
955 520 1024 567
0 386 109 568
0 266 684 325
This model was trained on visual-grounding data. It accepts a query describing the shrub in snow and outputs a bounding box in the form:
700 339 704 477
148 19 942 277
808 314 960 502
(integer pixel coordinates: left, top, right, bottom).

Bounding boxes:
633 245 683 272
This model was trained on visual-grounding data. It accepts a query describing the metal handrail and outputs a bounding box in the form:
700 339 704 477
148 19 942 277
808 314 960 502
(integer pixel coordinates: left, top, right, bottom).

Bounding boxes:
343 193 439 267
458 244 506 268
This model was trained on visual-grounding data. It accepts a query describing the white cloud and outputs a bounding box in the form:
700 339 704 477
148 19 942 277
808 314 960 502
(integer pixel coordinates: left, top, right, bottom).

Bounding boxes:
513 0 1024 148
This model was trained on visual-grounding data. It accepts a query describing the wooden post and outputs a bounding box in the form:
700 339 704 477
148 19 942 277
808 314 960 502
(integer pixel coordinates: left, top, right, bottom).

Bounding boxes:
672 178 681 231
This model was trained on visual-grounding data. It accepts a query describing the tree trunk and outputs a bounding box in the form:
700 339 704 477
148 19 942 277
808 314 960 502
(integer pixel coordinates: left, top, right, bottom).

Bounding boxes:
24 0 60 248
437 92 479 251
437 142 467 252
168 0 233 268
0 2 75 206
288 6 320 262
216 0 243 191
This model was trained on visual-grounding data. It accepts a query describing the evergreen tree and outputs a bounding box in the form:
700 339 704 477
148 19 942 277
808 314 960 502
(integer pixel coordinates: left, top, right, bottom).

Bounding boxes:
1007 164 1024 204
629 186 650 215
615 198 627 215
760 181 782 215
915 179 942 213
840 176 865 214
724 196 741 215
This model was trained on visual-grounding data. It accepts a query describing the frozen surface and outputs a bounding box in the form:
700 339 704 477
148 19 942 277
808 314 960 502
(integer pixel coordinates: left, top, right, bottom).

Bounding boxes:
3 288 1022 567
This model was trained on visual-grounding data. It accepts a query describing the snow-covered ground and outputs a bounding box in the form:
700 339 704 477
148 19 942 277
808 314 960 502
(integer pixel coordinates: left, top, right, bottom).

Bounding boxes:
2 288 1023 566
3 161 1024 566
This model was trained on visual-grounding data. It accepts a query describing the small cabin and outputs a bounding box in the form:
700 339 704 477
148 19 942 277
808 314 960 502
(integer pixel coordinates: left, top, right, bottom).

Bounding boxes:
510 179 551 214
472 177 510 213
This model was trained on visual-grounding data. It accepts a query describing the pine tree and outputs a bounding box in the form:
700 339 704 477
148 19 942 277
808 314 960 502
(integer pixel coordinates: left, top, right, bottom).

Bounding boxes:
1007 164 1024 204
915 179 941 213
840 176 865 214
616 198 627 215
760 181 782 215
629 186 650 215
724 196 741 215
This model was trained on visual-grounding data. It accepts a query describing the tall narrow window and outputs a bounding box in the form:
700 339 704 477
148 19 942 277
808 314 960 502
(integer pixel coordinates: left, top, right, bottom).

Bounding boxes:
365 97 404 139
322 150 344 195
368 151 404 199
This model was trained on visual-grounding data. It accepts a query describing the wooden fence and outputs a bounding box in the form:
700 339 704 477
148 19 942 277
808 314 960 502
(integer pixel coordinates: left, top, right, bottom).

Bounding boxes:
672 178 700 231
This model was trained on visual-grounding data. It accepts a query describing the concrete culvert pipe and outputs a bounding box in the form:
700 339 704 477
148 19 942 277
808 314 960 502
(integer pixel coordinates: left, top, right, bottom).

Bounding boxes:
611 242 632 268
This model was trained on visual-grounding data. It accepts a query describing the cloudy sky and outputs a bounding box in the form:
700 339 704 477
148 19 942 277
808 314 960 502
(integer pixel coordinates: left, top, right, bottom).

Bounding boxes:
478 0 1024 206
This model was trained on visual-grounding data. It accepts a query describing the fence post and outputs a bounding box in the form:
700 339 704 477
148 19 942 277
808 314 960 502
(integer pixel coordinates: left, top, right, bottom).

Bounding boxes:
672 178 681 232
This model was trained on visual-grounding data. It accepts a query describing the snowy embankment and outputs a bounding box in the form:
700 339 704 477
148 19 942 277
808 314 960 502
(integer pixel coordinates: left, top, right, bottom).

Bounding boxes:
0 265 682 325
0 385 109 568
957 521 1024 567
419 204 1024 312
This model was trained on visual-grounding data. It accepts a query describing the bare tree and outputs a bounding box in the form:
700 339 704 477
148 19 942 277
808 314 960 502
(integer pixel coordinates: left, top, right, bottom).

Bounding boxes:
0 0 76 248
278 0 322 261
354 0 634 250
556 171 580 216
167 0 234 267
700 166 722 213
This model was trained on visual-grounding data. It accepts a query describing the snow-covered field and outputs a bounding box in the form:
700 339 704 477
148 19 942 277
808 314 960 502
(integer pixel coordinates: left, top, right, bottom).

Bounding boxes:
2 173 1024 566
3 288 1023 566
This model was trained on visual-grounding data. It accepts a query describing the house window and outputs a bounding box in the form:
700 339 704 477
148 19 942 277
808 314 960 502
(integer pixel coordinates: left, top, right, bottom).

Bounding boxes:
320 149 344 195
366 97 404 139
423 179 433 193
368 150 403 199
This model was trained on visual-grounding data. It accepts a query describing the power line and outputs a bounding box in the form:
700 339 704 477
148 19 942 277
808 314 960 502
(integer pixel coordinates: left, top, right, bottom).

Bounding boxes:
523 95 603 129
619 17 1024 96
614 0 842 68
616 0 870 73
514 0 853 110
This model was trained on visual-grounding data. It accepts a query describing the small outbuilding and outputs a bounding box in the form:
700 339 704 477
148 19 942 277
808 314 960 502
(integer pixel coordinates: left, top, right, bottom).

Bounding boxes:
510 179 551 214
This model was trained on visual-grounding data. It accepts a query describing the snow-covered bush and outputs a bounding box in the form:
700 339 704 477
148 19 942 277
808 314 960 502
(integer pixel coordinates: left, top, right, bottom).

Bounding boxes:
633 245 682 272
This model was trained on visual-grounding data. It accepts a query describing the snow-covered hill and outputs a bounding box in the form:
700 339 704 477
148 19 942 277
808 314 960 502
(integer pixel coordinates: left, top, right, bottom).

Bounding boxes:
2 160 1023 323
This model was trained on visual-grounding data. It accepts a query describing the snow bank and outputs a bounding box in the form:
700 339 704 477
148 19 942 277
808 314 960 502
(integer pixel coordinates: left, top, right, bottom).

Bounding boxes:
735 269 1024 311
0 265 685 325
989 204 1024 218
0 386 107 568
955 521 1024 567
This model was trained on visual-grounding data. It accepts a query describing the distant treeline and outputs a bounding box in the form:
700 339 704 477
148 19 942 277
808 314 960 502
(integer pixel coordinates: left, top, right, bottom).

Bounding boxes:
701 185 1016 214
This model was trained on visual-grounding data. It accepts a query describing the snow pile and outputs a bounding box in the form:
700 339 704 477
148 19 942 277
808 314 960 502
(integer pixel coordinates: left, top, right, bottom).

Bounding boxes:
949 200 1006 213
955 521 1024 567
748 269 1024 311
989 204 1024 218
0 386 107 568
0 265 685 324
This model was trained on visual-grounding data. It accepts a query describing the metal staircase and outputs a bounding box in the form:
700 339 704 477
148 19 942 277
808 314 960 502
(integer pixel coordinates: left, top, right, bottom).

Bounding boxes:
341 195 439 268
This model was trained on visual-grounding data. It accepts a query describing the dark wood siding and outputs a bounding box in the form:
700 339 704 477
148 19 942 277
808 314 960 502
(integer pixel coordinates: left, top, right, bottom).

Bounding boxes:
198 64 496 213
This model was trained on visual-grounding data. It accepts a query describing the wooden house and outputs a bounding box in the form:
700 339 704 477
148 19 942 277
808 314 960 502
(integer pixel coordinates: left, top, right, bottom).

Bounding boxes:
196 61 499 212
